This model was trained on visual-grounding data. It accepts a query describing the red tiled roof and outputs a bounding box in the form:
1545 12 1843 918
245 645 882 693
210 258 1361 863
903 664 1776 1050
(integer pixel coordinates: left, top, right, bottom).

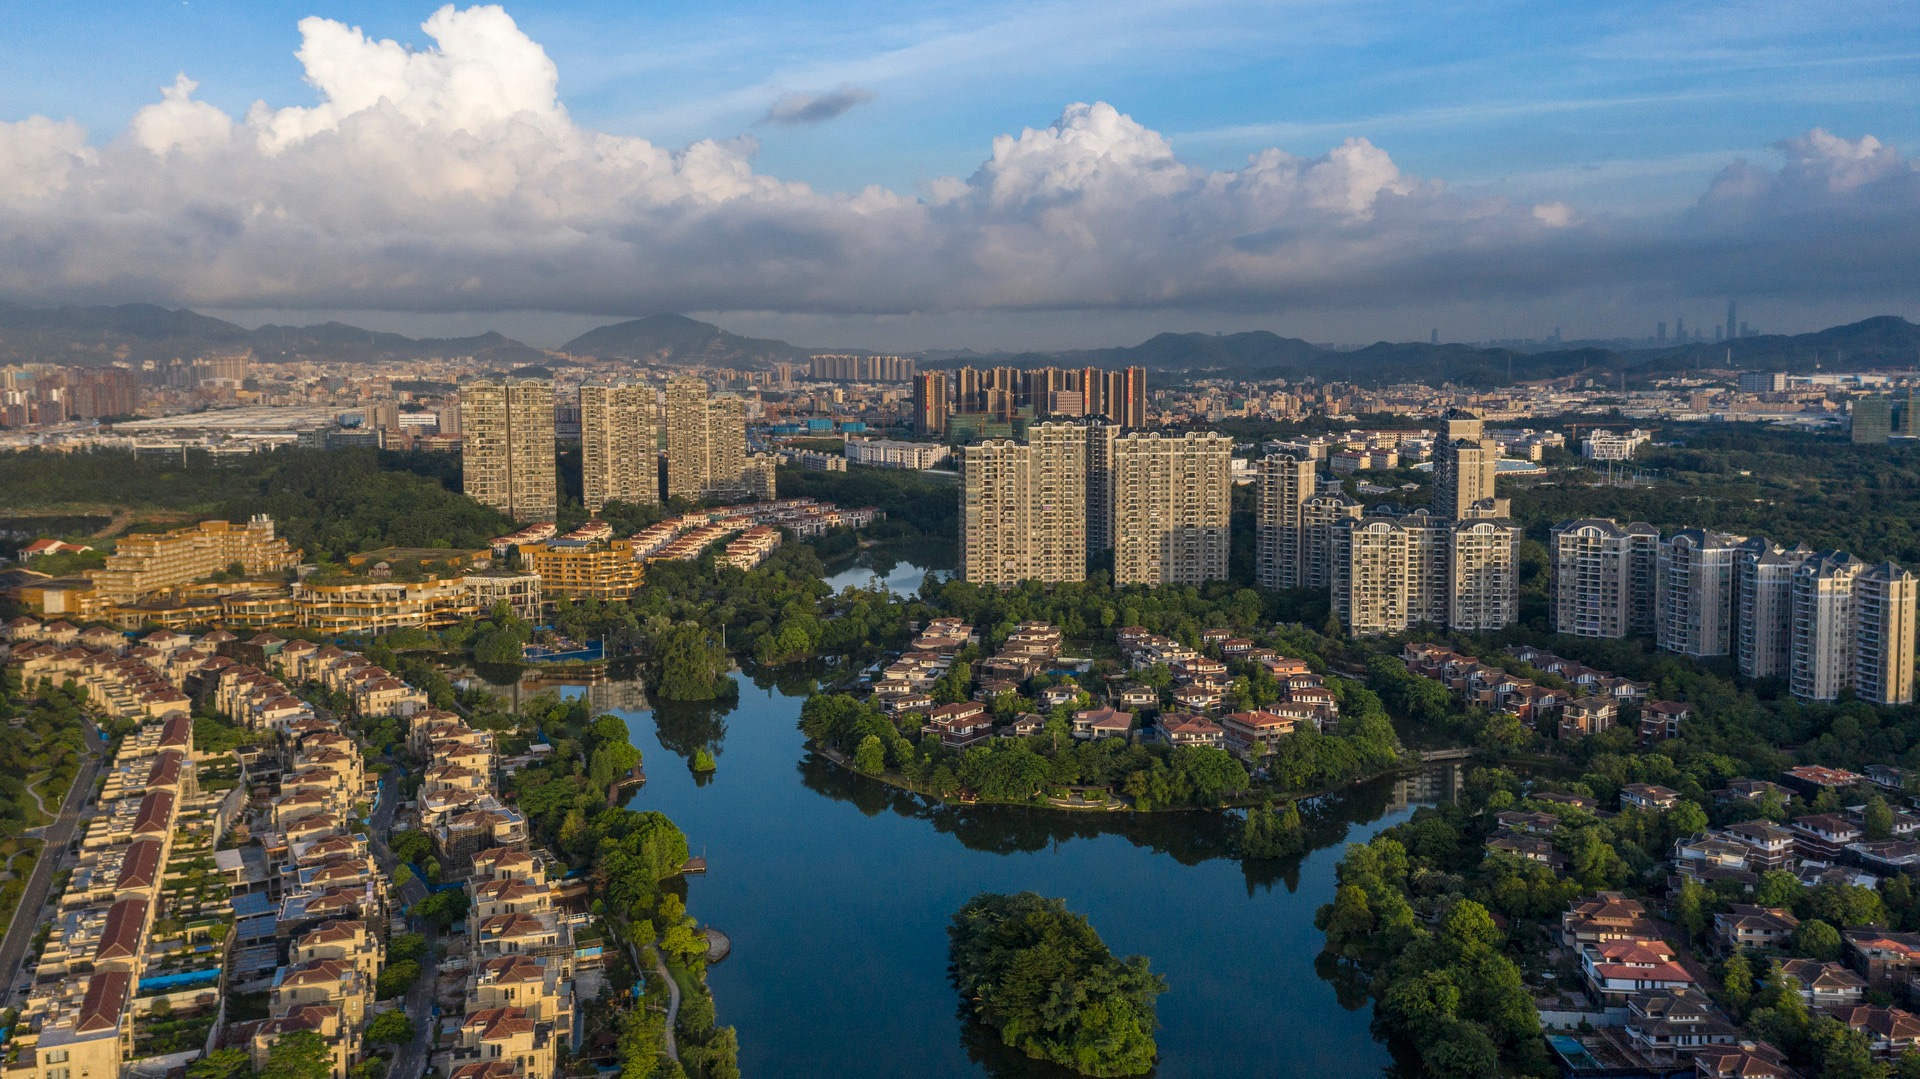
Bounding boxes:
95 897 149 962
158 715 192 748
117 839 162 891
146 751 182 790
77 970 130 1033
132 789 174 835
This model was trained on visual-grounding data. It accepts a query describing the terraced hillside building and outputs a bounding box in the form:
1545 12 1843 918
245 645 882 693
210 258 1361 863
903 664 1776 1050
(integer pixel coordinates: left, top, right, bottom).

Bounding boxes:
90 516 301 603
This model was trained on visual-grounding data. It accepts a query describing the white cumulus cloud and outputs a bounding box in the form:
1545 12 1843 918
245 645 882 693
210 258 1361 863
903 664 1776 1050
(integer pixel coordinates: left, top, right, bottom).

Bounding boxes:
0 3 1910 320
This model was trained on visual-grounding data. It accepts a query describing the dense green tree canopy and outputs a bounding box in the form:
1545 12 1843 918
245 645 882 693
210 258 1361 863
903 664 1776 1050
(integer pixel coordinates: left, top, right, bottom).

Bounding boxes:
948 892 1164 1077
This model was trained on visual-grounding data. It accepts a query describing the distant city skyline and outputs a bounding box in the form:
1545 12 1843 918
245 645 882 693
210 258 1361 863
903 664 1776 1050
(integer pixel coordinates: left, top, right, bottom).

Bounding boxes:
2 2 1918 351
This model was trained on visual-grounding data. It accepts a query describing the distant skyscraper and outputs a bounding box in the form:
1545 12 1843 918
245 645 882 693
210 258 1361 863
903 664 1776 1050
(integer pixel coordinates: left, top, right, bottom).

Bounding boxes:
1853 395 1893 444
912 372 949 437
1431 328 1438 346
1109 431 1233 586
1726 300 1738 345
580 379 658 513
461 378 556 521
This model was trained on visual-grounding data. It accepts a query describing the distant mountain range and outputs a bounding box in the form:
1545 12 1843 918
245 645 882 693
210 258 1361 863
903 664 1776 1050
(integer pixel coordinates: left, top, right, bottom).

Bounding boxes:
0 301 549 368
1 300 1915 388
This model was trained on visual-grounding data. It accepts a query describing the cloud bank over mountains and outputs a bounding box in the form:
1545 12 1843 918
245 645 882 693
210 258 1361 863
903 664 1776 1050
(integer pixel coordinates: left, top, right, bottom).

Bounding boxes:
0 3 1915 323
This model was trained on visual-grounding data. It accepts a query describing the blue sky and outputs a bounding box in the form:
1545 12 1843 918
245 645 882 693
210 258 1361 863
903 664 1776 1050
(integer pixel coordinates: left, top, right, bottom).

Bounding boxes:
1 1 1917 349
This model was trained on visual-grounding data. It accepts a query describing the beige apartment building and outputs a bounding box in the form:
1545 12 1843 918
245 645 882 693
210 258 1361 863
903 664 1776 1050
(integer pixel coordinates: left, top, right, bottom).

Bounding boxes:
1332 517 1413 636
1254 453 1315 589
1853 561 1917 706
579 379 658 512
1300 492 1363 591
461 379 556 522
1432 410 1500 520
1548 518 1659 638
1110 431 1233 586
1791 552 1861 702
959 422 1086 586
89 516 300 603
1332 510 1516 637
1655 528 1747 658
1449 517 1520 631
1737 541 1814 679
1085 422 1120 553
664 379 763 501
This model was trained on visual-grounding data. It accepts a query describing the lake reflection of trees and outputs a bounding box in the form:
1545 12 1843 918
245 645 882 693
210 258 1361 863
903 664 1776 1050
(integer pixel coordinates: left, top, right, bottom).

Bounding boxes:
652 698 730 766
953 1000 1140 1079
795 750 1432 895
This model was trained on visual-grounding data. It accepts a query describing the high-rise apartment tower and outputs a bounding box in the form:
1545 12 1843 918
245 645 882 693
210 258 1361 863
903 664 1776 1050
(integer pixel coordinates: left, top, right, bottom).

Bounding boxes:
461 378 556 521
580 379 659 513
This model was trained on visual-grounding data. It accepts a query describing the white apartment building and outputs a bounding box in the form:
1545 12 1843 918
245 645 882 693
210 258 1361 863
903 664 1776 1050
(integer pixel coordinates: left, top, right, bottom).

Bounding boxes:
1854 562 1918 706
844 437 951 470
1791 552 1861 702
1450 518 1521 631
1737 541 1814 680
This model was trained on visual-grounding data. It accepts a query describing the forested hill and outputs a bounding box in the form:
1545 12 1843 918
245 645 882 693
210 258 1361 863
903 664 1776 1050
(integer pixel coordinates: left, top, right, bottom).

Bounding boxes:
558 313 814 368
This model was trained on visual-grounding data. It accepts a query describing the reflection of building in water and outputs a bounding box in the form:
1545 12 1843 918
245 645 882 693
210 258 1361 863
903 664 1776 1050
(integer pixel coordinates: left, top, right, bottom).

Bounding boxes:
1389 762 1463 812
585 678 649 714
449 667 650 717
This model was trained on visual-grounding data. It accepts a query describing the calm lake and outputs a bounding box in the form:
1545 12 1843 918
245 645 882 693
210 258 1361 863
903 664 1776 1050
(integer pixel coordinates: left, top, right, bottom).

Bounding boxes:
472 658 1459 1078
821 551 954 598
